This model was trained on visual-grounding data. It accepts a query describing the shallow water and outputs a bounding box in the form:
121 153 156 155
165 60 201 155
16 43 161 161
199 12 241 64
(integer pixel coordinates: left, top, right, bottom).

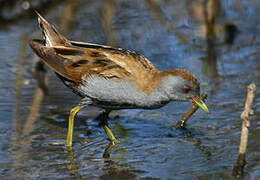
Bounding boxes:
0 0 259 179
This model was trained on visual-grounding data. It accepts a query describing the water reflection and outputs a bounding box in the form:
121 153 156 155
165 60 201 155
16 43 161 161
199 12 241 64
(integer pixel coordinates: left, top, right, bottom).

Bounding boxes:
190 0 239 78
100 160 139 180
59 0 79 35
146 0 189 43
65 148 82 179
103 0 118 46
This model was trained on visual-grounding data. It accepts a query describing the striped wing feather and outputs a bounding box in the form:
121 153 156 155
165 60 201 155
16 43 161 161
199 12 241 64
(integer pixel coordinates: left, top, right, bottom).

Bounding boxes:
53 42 157 84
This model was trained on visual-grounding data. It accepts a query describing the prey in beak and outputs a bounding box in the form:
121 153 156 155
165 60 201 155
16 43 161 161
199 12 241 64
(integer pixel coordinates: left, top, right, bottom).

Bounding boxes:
191 97 210 113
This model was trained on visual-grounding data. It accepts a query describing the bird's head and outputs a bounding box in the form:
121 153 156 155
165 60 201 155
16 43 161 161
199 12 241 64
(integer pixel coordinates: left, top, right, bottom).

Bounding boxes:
160 69 209 113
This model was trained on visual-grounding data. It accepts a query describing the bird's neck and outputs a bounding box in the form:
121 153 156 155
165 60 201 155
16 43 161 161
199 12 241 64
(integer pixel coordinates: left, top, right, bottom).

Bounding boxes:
135 70 172 94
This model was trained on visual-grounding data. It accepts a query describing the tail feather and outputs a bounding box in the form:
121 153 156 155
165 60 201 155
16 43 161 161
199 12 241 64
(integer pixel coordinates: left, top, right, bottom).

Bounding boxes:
29 39 73 80
35 11 70 47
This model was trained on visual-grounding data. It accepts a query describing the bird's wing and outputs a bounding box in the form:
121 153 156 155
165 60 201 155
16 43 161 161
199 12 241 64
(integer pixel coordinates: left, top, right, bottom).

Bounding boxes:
56 41 157 83
30 39 157 85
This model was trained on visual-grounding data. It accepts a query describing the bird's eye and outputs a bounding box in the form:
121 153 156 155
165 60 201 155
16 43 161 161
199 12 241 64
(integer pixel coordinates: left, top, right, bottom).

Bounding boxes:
183 87 191 94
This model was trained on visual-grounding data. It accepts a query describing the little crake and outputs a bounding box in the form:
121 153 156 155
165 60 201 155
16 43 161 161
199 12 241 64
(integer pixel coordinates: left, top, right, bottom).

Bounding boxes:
29 12 209 147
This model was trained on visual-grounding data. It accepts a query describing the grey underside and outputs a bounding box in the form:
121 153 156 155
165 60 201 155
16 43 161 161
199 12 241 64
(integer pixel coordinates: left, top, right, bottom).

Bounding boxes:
76 76 171 110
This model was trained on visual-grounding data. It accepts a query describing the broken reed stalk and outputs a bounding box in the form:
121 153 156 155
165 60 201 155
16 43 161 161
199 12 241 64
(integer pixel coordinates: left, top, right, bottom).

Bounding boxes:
232 83 256 178
176 93 208 128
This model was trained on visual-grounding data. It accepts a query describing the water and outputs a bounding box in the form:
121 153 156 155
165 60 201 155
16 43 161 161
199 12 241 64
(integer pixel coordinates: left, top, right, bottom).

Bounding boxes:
0 0 259 179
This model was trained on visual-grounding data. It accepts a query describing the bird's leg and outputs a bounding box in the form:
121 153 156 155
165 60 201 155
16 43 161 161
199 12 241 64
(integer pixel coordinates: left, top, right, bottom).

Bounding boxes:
99 110 118 145
66 105 84 147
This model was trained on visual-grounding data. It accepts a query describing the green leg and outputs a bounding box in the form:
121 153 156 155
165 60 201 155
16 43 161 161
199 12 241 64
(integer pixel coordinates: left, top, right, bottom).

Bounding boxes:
66 105 84 147
103 124 117 144
100 110 118 145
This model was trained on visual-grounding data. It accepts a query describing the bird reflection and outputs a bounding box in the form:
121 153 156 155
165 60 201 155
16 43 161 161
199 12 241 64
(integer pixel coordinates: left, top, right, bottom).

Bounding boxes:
65 147 82 179
103 142 116 158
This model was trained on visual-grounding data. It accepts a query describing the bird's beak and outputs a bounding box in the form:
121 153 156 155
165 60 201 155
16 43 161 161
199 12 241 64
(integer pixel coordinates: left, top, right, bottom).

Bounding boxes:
191 97 210 113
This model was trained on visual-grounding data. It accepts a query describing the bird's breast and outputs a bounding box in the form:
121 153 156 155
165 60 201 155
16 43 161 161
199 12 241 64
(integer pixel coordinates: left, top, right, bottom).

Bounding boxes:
77 76 170 109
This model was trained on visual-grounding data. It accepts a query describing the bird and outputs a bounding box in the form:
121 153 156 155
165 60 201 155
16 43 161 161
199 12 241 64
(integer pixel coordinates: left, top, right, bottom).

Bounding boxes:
29 12 209 147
